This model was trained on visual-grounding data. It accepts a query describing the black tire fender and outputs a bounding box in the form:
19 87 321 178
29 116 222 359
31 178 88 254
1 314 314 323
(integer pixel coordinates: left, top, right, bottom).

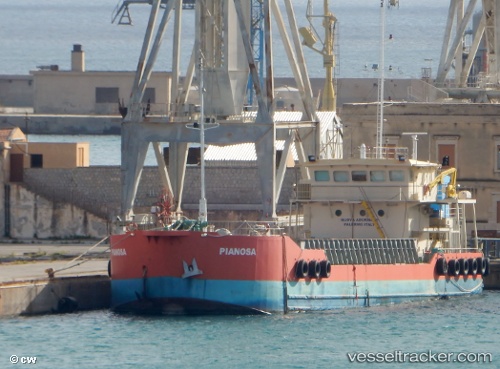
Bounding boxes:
448 259 460 276
295 259 309 278
320 260 331 278
308 260 321 278
435 257 448 276
458 258 469 276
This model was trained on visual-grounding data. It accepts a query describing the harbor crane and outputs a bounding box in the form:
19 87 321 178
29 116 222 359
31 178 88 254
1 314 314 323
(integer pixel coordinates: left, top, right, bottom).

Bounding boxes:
112 0 194 25
436 0 500 90
112 0 265 106
112 0 341 222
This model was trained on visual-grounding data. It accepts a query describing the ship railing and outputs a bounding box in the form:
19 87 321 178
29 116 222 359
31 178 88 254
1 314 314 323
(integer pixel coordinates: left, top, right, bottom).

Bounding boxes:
119 102 170 118
436 246 482 253
207 220 284 236
127 215 285 236
356 146 409 161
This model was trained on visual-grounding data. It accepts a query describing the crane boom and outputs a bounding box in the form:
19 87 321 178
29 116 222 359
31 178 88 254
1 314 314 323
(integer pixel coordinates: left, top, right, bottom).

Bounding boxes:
423 167 458 199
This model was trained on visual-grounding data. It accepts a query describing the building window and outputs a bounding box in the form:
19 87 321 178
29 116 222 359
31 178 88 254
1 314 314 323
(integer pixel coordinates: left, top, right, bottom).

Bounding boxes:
438 144 455 167
95 87 119 103
389 170 405 181
496 144 500 171
314 170 330 182
352 170 367 182
30 154 43 168
370 170 386 182
435 137 458 168
333 171 349 182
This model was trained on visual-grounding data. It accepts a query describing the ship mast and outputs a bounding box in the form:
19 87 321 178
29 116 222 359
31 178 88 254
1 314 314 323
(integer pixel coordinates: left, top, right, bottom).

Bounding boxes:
376 0 398 158
376 0 386 158
198 57 207 224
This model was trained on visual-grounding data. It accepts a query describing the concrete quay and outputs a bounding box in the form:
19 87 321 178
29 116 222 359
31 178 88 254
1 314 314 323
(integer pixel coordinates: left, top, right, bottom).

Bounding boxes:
0 241 110 316
484 260 500 290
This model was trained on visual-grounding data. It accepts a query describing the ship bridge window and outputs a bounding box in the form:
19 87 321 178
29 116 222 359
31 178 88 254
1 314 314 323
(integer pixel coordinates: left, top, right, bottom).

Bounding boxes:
333 170 349 182
352 170 367 182
389 170 405 181
370 170 386 182
314 170 330 182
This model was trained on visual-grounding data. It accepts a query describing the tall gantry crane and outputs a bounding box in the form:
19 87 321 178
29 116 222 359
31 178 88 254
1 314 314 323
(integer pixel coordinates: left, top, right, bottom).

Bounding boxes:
436 0 500 89
113 0 266 108
112 0 341 222
112 0 194 25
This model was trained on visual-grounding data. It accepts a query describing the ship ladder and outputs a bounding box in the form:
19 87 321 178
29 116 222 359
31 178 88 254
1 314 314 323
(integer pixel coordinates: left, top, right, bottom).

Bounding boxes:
359 187 386 238
360 200 386 238
451 200 467 249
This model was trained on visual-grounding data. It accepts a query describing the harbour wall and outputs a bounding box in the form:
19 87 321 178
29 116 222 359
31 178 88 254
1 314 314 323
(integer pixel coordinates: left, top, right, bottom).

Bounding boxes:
0 276 110 316
0 114 122 135
484 261 500 290
14 165 297 234
6 184 109 239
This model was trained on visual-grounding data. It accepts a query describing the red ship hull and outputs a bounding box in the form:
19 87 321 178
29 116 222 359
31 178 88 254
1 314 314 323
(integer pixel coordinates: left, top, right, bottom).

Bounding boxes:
110 230 486 314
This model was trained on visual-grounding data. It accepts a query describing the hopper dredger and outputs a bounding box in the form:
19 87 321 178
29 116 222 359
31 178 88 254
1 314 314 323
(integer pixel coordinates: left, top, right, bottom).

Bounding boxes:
109 0 487 315
110 151 488 314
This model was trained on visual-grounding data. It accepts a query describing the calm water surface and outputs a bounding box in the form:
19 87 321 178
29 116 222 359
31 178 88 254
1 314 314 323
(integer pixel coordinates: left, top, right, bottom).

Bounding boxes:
0 0 450 79
1 291 498 368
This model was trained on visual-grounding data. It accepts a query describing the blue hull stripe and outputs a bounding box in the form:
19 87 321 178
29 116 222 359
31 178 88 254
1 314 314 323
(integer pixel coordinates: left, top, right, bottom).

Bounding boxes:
112 277 284 313
112 276 483 313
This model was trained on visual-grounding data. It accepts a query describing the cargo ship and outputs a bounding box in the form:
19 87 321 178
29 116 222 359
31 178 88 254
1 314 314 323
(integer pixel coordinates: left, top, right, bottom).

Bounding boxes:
109 1 488 314
109 146 488 314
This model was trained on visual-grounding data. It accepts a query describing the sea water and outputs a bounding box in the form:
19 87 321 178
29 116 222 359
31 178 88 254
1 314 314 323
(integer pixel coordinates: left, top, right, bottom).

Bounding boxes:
1 291 498 368
1 0 450 79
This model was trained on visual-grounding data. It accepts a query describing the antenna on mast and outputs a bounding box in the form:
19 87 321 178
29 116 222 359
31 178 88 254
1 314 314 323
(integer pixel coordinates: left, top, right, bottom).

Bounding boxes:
376 0 386 159
376 0 398 159
198 57 207 224
186 56 218 226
